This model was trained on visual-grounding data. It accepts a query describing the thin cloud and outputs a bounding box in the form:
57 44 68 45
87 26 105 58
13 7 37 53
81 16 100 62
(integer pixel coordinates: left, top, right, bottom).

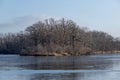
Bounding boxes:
0 15 62 28
0 16 38 28
0 15 62 33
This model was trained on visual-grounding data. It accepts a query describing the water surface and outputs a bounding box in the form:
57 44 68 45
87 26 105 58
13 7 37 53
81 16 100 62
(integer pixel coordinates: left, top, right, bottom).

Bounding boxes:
0 54 120 80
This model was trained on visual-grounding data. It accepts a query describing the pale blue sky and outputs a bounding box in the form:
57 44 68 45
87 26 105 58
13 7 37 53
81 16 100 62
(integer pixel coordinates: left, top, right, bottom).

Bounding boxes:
0 0 120 37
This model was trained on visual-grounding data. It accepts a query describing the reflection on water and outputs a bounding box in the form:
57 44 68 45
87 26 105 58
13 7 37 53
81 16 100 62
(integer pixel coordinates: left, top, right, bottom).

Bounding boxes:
0 54 120 80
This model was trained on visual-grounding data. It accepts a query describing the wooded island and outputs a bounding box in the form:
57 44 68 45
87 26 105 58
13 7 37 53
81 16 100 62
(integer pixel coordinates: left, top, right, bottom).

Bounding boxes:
0 18 120 56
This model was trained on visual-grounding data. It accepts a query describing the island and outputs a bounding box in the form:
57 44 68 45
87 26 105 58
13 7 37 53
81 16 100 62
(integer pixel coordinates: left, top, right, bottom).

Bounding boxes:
0 18 120 56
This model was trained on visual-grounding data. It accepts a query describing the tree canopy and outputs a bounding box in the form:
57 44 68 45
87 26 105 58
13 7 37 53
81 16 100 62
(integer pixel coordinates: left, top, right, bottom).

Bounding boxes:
0 18 120 56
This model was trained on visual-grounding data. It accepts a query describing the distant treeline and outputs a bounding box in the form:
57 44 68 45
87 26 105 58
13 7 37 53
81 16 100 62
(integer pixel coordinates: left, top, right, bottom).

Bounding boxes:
0 18 120 56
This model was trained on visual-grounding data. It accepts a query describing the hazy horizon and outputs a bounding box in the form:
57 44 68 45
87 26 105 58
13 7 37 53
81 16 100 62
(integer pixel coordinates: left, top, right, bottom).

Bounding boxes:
0 0 120 37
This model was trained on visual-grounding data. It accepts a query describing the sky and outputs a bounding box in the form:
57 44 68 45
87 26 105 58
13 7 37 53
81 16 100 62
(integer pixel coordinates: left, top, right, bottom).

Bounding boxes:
0 0 120 37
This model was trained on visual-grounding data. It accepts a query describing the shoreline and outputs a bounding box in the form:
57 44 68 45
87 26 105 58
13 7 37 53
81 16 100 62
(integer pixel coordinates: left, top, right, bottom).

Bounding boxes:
0 51 120 56
20 51 120 56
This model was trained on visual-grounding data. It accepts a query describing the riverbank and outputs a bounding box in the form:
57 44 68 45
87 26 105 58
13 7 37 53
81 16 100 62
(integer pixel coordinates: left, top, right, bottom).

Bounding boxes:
0 50 120 56
93 51 120 54
20 52 71 56
19 51 120 56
